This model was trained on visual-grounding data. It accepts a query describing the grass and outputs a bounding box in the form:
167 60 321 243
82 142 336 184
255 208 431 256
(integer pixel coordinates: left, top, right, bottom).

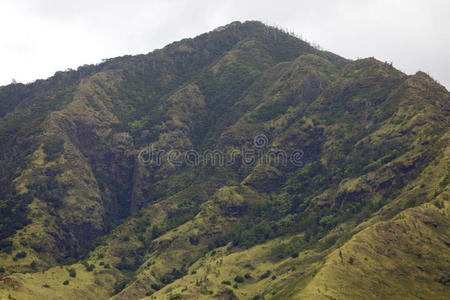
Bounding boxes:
0 263 121 300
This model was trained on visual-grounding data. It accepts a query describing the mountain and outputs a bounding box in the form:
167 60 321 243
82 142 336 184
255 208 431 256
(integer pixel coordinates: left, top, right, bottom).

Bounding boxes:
0 21 449 299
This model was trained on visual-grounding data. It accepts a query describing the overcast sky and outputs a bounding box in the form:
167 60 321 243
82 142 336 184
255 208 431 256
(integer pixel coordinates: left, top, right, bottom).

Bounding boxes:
1 0 449 89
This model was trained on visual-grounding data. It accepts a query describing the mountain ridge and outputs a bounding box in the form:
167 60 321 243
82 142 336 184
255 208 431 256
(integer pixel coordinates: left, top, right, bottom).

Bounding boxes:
0 21 449 299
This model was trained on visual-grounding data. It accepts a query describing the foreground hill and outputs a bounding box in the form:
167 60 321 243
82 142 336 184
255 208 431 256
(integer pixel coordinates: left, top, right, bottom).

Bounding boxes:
0 21 449 299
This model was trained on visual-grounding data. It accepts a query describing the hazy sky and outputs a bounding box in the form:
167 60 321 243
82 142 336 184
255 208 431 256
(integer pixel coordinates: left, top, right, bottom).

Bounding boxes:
1 0 449 89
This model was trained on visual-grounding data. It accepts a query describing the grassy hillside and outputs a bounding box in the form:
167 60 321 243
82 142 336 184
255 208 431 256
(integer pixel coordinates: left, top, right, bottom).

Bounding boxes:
0 21 449 299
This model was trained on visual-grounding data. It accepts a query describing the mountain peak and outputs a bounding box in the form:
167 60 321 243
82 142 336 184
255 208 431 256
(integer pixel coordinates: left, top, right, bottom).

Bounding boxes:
212 20 244 32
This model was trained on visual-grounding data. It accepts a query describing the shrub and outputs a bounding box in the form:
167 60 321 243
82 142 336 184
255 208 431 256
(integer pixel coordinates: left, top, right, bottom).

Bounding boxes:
67 268 76 277
14 251 27 259
151 225 163 239
115 256 144 271
29 177 65 209
82 261 95 272
161 268 185 285
43 139 64 162
259 270 271 280
0 240 13 254
348 257 354 264
224 288 237 298
234 275 244 283
244 273 252 279
86 264 95 272
63 280 69 285
151 283 162 291
221 280 231 285
113 281 127 295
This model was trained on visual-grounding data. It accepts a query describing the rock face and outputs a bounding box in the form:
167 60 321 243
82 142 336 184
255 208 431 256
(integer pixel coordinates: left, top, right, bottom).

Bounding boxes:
0 21 449 300
242 165 286 193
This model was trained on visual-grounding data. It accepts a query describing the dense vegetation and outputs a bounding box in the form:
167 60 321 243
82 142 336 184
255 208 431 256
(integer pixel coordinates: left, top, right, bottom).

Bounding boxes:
0 21 449 300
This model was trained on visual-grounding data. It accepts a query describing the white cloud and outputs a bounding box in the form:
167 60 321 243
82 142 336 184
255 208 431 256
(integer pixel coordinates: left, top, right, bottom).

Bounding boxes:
0 0 449 88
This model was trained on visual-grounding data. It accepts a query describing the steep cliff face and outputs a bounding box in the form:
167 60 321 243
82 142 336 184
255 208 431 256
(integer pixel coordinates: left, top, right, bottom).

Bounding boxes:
0 21 449 299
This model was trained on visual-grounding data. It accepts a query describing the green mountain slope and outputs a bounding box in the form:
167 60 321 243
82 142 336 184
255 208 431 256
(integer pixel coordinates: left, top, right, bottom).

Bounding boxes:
0 21 449 299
